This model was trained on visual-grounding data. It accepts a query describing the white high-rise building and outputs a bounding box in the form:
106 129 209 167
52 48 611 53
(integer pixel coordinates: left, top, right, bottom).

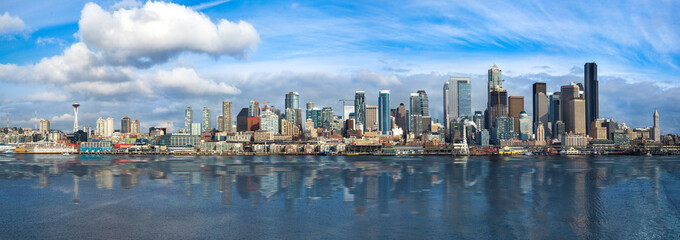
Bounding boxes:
202 107 211 133
259 109 279 133
185 107 193 132
96 118 105 136
343 105 354 120
96 117 115 137
39 119 50 134
130 119 140 133
106 117 114 137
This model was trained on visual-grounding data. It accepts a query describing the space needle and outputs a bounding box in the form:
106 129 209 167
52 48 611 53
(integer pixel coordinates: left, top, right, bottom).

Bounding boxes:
72 102 80 133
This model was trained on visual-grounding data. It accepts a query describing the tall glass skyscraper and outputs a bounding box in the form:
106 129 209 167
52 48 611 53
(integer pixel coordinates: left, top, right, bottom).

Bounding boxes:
184 107 193 131
486 64 505 130
354 91 366 131
410 93 422 135
248 100 259 117
458 80 471 117
202 107 211 132
584 62 598 133
417 90 429 116
285 92 300 110
444 77 471 142
378 90 391 134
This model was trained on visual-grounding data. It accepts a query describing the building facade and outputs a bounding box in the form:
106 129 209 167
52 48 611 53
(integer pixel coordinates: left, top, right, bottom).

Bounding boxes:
508 96 524 135
378 90 391 135
584 62 599 133
533 82 549 137
121 116 131 134
366 105 379 131
202 107 211 133
222 101 233 133
354 91 366 131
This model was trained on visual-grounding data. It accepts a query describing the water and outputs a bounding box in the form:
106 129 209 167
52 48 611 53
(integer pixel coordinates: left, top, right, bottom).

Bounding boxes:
1 154 680 239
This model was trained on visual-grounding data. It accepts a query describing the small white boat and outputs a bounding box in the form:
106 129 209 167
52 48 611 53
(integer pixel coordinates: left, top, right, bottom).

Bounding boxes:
646 152 653 156
62 152 70 156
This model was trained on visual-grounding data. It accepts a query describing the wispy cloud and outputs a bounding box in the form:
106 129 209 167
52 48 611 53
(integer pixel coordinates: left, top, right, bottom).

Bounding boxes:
192 0 232 10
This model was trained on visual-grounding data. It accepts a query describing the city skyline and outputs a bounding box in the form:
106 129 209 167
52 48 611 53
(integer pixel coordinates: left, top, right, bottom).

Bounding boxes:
0 0 678 133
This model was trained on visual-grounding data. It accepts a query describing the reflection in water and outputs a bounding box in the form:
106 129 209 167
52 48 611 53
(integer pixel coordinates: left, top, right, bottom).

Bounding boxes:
2 155 680 238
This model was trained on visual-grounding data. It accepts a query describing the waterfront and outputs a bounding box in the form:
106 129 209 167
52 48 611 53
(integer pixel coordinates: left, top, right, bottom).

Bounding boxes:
1 154 680 239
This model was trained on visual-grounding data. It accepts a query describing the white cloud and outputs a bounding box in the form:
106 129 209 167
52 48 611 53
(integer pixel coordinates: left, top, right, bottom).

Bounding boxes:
353 70 400 86
151 68 241 95
21 91 69 102
51 113 74 122
151 107 171 114
0 12 27 36
192 0 232 10
79 1 260 67
36 37 67 46
110 0 142 10
0 43 135 84
65 80 150 96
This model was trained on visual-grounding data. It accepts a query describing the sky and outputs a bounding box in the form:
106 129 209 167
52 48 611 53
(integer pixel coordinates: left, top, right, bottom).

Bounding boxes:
0 0 679 133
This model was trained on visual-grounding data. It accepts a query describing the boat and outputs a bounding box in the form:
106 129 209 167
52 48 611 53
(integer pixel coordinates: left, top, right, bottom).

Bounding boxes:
62 152 70 156
646 152 653 156
498 146 520 155
2 150 15 154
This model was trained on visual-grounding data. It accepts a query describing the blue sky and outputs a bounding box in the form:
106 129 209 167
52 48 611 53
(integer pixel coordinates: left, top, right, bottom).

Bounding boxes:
0 0 679 133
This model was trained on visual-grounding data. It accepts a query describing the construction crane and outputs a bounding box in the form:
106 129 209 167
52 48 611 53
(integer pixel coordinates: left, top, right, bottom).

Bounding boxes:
164 120 179 133
338 99 355 120
338 99 354 106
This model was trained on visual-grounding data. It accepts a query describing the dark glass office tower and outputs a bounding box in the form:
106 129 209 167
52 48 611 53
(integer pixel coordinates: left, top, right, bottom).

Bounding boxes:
585 62 598 133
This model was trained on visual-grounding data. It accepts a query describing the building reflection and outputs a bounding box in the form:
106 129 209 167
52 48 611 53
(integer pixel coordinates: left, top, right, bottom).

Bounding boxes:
2 154 680 235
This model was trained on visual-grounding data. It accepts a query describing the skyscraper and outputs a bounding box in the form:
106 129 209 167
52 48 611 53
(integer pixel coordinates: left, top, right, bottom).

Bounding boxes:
355 91 366 131
343 105 354 121
185 107 193 132
396 103 407 132
487 90 508 129
417 90 429 116
96 118 105 136
518 111 532 141
488 64 503 93
285 92 300 110
106 117 114 137
486 64 506 130
508 96 524 135
39 119 50 134
561 84 585 135
217 115 224 132
222 101 232 133
549 92 561 126
584 62 599 133
533 82 549 136
366 105 378 131
443 77 471 138
378 90 391 134
473 111 484 132
130 119 140 133
248 101 260 117
121 116 130 133
202 107 211 133
260 109 279 133
409 93 422 135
